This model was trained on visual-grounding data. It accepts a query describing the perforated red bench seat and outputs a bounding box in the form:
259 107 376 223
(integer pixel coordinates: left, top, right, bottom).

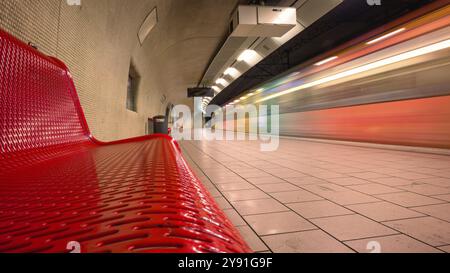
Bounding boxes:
0 28 251 253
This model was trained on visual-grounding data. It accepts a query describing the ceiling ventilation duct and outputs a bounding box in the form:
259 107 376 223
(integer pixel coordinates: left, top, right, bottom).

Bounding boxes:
230 6 297 37
199 4 299 88
197 0 343 109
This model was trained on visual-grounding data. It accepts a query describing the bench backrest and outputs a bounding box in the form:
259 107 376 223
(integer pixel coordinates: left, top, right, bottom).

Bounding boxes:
0 29 91 155
0 29 92 172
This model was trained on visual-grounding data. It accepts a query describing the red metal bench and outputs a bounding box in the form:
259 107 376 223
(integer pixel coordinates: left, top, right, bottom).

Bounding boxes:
0 29 251 253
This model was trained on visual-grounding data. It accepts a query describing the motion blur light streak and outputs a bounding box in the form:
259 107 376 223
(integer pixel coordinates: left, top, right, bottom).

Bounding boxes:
314 56 339 66
256 39 450 103
367 28 406 45
279 95 450 148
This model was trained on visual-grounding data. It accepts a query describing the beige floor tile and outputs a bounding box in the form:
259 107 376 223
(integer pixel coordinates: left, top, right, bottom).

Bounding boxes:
289 200 354 219
310 171 347 179
247 160 281 168
232 199 289 216
207 187 222 197
348 184 404 195
236 226 268 252
265 168 306 178
284 176 327 186
351 172 389 179
222 189 270 202
384 217 450 246
347 202 424 222
257 183 300 193
390 171 433 180
301 183 380 205
326 177 371 186
246 176 286 185
223 209 247 227
207 173 240 179
212 177 248 185
368 167 406 175
238 171 273 179
432 194 450 202
397 183 450 196
244 211 316 236
301 183 349 194
369 177 414 186
181 140 450 253
344 234 441 253
214 196 232 210
217 182 256 192
270 190 323 204
262 230 354 253
200 180 215 189
435 171 450 178
377 192 445 207
408 167 443 175
323 191 381 206
439 245 450 253
312 215 398 241
329 167 365 174
416 177 450 188
412 203 450 222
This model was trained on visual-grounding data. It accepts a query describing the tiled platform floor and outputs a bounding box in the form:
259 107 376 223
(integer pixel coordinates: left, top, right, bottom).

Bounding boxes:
180 138 450 253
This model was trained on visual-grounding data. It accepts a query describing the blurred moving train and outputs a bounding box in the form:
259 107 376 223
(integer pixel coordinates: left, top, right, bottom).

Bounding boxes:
219 3 450 149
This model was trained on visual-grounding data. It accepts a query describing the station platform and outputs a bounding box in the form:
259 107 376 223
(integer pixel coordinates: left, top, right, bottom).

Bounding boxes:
180 138 450 253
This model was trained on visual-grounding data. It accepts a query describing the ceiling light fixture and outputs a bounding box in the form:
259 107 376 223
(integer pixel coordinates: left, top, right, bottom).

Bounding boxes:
216 78 229 87
212 86 221 92
224 67 241 79
237 49 261 65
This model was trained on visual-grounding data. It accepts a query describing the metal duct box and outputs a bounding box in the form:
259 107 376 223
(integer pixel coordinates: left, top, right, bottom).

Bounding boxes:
230 5 297 38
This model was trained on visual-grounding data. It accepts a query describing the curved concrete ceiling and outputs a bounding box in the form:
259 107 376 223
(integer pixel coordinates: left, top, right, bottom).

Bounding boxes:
131 0 239 106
